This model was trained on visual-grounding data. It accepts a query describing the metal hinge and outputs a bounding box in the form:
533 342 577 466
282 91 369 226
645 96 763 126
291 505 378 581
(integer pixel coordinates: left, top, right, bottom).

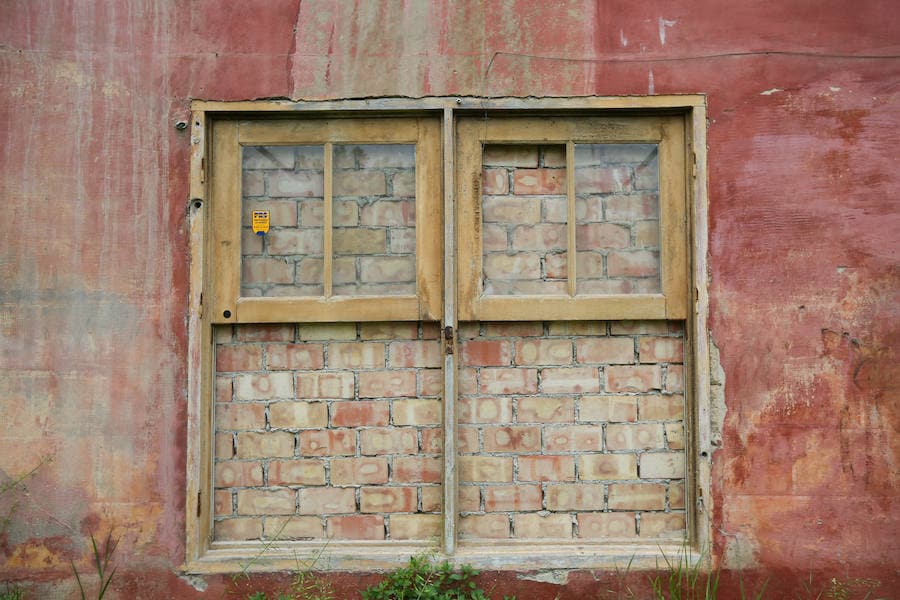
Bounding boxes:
197 491 202 517
443 325 454 355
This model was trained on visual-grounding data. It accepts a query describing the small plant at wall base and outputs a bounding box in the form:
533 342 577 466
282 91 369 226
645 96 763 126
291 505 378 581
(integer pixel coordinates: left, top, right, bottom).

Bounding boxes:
361 554 515 600
71 530 118 600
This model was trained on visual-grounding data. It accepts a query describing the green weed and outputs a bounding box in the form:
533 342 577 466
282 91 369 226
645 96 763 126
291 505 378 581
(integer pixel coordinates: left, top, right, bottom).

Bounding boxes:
361 554 514 600
71 530 118 600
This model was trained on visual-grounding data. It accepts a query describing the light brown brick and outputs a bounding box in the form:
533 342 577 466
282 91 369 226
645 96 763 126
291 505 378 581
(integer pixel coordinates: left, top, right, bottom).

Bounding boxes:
389 340 442 368
333 228 386 255
331 457 389 485
419 369 443 396
483 426 541 453
514 339 573 366
360 199 415 226
575 223 629 249
666 365 685 393
576 338 635 365
392 171 416 197
606 424 665 451
390 514 441 540
296 372 354 399
607 250 659 278
241 258 294 285
578 513 637 538
608 483 666 510
459 456 513 482
215 461 264 488
266 343 324 370
237 488 295 515
459 397 513 424
421 486 442 512
216 518 262 540
334 171 386 196
637 394 684 420
514 513 572 538
511 224 566 251
518 455 575 482
326 515 384 540
421 428 443 454
639 337 684 363
606 365 662 393
298 487 356 515
517 396 575 423
360 486 417 513
640 513 686 538
483 145 538 167
482 168 509 195
270 401 328 429
479 368 539 395
484 322 544 337
214 490 232 515
540 367 600 394
358 371 417 398
482 197 541 224
264 516 323 539
579 454 637 480
665 423 685 450
544 425 602 452
331 400 390 427
392 456 442 483
579 395 638 422
393 399 442 425
216 345 264 372
236 431 294 459
484 485 542 512
215 376 233 403
640 452 685 479
458 427 479 453
328 342 385 369
459 514 509 539
360 427 418 455
268 459 326 486
216 403 266 430
235 372 293 400
669 482 686 509
299 429 355 456
297 323 357 341
546 484 605 510
266 229 324 256
235 324 294 342
216 432 235 459
574 165 630 194
483 253 542 281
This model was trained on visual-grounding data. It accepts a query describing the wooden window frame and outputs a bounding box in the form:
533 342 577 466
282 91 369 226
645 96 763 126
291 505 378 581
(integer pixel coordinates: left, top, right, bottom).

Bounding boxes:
210 117 443 324
186 97 711 574
457 115 688 322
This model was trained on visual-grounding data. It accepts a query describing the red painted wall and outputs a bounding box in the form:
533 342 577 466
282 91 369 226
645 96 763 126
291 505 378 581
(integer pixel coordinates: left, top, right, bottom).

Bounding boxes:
1 1 897 597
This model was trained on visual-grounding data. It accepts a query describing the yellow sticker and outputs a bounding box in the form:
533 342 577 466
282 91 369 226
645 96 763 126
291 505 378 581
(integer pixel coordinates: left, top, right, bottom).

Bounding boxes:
251 210 270 235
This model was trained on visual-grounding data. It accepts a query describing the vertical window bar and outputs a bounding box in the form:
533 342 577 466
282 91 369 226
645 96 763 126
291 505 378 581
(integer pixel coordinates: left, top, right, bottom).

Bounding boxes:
323 142 333 298
566 140 577 297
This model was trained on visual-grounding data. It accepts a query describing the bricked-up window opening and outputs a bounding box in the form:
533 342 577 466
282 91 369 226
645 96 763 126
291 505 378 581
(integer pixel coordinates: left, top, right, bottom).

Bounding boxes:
188 99 707 571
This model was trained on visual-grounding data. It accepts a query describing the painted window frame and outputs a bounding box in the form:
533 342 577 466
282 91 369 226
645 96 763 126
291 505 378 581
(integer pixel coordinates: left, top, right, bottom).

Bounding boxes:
185 97 711 574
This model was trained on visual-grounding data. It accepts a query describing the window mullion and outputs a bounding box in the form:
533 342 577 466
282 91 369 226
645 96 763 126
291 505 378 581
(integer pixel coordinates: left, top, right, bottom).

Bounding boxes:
566 140 577 297
323 142 334 298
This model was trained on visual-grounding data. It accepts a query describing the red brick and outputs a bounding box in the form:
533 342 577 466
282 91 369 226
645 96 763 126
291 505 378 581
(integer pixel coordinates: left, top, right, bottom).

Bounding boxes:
420 428 443 453
330 457 389 485
606 365 662 392
514 513 572 538
578 513 637 538
460 340 512 367
514 339 573 366
269 401 328 428
639 337 684 363
513 168 566 195
215 376 233 403
216 403 266 430
459 397 513 423
608 483 666 510
216 345 264 372
237 488 295 515
511 223 567 251
458 368 478 394
517 396 575 423
216 433 235 459
328 342 385 369
215 461 263 488
605 194 659 221
579 454 637 480
479 368 539 394
483 224 509 251
358 371 417 398
607 250 659 278
576 338 635 365
331 400 390 427
360 428 418 455
268 459 326 486
235 324 294 342
458 486 480 512
326 515 384 540
296 372 354 399
540 367 600 394
574 165 630 194
419 369 443 396
390 514 441 540
266 343 324 370
518 455 575 482
298 487 356 515
389 340 442 368
459 456 513 482
606 424 665 451
214 490 232 515
482 168 509 195
579 395 638 422
575 223 629 249
546 484 605 510
484 485 542 511
360 486 417 513
299 429 355 456
458 427 479 453
459 514 509 539
483 426 541 453
392 456 442 483
544 425 602 452
393 399 442 425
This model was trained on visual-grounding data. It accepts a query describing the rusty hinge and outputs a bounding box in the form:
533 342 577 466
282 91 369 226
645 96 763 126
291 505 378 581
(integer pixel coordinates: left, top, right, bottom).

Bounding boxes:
197 491 202 517
691 151 697 178
443 325 454 355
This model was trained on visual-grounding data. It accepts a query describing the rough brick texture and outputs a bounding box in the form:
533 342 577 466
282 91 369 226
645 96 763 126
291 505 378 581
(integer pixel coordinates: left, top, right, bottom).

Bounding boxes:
213 322 441 541
240 144 417 297
458 321 685 541
481 144 661 295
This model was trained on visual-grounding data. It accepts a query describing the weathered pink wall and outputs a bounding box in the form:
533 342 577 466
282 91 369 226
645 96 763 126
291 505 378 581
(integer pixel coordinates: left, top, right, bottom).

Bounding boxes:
1 1 897 597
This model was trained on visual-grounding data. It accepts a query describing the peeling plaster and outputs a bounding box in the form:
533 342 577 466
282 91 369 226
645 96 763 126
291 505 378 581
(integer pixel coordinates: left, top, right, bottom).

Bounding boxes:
517 569 571 585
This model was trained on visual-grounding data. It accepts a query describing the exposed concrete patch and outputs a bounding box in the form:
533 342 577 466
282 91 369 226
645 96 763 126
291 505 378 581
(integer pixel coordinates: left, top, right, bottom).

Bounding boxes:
709 337 726 449
517 569 570 585
722 529 760 569
179 573 208 592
